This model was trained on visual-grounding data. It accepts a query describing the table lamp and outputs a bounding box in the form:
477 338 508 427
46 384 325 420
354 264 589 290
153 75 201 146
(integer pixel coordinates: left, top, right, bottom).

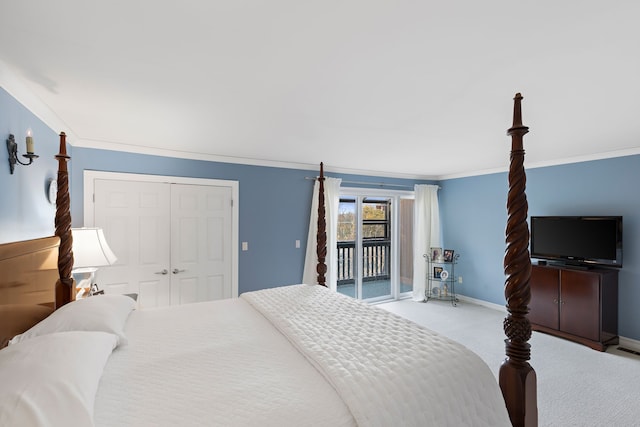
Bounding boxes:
71 227 117 297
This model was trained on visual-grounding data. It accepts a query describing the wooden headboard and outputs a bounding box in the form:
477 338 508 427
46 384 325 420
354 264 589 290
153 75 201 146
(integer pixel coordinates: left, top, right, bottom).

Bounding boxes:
0 236 59 347
0 236 60 307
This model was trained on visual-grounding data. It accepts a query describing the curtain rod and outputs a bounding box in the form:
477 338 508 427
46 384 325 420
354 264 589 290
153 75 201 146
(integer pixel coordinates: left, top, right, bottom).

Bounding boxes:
304 176 439 190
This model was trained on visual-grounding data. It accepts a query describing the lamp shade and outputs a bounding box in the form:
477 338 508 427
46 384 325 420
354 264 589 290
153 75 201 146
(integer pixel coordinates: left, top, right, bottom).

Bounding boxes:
71 228 118 268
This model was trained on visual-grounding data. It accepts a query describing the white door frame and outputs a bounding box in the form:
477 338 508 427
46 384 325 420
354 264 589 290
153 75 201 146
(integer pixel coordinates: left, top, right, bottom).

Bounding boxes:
83 170 239 298
339 187 414 301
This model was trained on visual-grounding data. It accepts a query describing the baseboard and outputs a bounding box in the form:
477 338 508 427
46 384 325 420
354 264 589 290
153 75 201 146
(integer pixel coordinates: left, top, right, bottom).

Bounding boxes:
455 294 507 313
618 336 640 353
457 293 639 352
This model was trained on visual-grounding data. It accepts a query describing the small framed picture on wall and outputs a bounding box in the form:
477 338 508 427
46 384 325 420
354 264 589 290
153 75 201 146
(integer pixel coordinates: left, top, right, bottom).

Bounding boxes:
430 247 442 261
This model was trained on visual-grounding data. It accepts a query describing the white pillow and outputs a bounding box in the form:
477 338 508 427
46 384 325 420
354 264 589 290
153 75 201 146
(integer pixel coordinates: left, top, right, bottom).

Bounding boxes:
9 294 135 347
0 331 118 427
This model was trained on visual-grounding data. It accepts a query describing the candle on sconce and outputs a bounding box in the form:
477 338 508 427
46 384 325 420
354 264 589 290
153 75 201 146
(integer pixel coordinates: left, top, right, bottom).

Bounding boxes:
26 130 34 154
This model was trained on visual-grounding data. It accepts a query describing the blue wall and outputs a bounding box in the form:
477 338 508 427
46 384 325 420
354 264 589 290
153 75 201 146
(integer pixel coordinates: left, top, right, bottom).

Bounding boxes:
2 87 428 295
0 88 62 242
4 85 639 341
69 148 429 294
441 155 640 341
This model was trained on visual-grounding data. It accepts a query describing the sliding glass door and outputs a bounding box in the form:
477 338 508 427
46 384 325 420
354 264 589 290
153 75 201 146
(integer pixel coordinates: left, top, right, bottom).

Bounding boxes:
337 189 414 301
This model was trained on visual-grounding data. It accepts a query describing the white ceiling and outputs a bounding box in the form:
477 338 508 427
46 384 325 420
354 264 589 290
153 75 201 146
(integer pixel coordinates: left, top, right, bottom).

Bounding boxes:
1 1 639 179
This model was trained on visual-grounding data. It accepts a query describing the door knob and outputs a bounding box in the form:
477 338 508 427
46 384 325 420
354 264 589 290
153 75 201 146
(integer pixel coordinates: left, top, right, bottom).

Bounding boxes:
172 268 185 274
155 269 168 275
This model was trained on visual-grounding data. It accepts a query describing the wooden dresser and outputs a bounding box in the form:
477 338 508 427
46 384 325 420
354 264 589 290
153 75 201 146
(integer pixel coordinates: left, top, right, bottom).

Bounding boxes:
529 264 619 351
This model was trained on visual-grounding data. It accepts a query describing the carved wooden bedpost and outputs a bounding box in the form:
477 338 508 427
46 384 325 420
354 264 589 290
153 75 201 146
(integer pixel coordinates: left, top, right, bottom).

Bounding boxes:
54 132 75 308
316 162 327 287
499 93 538 426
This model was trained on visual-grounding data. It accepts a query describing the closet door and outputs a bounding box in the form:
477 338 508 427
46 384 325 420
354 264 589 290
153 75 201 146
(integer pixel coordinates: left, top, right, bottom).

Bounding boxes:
170 184 233 304
93 179 172 307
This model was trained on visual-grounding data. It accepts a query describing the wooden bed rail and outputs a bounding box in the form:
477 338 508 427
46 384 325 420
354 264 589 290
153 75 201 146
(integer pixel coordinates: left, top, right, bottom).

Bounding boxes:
54 132 75 308
500 93 538 426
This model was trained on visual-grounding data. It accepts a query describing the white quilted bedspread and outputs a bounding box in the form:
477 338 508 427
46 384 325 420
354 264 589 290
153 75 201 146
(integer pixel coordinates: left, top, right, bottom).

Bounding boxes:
94 284 510 426
94 297 356 427
242 284 511 427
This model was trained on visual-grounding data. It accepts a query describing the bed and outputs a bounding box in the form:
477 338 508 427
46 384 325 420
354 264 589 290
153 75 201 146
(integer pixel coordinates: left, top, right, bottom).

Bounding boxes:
0 94 537 426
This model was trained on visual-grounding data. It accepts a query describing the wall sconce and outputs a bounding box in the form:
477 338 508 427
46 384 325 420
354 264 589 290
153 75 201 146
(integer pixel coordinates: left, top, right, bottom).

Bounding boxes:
6 131 39 174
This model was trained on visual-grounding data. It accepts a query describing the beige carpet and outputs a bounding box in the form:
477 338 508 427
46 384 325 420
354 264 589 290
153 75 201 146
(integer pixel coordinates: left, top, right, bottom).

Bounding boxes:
379 298 640 427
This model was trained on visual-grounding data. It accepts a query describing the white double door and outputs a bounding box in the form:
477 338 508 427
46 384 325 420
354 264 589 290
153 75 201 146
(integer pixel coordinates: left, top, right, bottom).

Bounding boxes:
85 172 238 308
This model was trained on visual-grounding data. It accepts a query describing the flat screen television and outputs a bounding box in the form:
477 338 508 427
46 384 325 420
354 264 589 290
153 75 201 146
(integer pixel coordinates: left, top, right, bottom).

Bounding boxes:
530 216 623 268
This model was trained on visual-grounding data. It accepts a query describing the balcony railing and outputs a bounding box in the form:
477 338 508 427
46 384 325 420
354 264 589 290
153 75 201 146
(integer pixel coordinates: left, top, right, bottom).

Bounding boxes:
337 239 391 285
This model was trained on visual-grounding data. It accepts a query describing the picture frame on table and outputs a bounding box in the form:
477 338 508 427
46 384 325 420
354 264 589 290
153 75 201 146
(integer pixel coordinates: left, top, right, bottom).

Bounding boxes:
433 266 443 279
443 249 455 263
430 247 442 261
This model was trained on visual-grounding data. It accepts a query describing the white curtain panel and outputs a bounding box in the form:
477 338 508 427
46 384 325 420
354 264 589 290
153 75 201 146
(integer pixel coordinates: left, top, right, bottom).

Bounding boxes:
412 184 441 301
302 177 342 291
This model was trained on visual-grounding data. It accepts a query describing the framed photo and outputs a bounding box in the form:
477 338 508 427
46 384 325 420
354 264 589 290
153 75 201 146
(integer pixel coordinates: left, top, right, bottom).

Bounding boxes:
430 247 442 261
443 249 455 263
433 266 443 279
